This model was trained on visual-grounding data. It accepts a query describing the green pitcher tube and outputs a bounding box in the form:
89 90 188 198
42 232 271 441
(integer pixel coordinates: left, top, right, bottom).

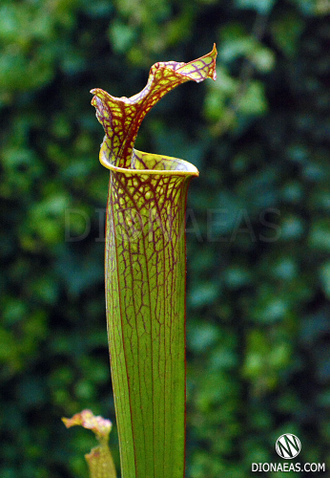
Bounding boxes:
104 148 198 478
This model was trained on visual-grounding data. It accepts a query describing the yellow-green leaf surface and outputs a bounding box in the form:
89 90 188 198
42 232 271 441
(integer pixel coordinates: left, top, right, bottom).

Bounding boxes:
91 45 217 478
62 410 117 478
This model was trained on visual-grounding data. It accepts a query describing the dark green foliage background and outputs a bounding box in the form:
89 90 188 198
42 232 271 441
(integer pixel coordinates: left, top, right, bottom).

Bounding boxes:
1 0 329 477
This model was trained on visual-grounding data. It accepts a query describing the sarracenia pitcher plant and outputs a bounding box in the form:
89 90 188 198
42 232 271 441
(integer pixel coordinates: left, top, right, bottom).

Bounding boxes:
64 45 217 478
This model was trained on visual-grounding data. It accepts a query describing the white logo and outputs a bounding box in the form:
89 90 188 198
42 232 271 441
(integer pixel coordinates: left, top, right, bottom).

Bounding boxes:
252 435 325 473
275 434 302 459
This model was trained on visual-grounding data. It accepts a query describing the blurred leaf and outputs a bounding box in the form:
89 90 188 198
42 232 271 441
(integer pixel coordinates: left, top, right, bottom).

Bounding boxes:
235 0 275 14
319 262 330 298
188 322 220 352
238 81 268 115
108 20 138 53
280 215 305 240
271 11 304 57
309 219 330 251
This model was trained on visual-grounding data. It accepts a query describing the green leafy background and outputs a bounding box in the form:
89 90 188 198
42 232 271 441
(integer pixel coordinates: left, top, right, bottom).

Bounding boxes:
1 0 329 477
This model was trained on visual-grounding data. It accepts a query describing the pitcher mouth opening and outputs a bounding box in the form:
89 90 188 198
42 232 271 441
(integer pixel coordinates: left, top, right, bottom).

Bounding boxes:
99 142 199 177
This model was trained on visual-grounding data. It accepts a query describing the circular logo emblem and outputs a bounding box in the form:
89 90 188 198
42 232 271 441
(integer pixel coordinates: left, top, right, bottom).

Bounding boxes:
275 434 302 459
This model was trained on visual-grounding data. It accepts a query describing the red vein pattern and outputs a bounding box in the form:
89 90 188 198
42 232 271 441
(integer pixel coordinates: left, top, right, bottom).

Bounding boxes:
91 44 217 169
91 45 217 478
